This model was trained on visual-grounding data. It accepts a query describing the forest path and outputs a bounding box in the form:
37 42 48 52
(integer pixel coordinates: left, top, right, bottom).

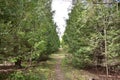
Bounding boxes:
50 48 66 80
49 48 98 80
50 49 120 80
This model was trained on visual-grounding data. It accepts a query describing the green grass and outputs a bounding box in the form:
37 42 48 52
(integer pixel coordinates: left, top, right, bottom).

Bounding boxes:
61 50 98 80
26 58 56 80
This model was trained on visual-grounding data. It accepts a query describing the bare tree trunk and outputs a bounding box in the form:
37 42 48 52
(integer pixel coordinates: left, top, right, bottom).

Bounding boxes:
104 25 109 80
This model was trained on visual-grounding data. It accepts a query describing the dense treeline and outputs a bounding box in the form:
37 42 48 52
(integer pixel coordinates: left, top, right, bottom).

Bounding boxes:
63 1 120 68
0 0 60 67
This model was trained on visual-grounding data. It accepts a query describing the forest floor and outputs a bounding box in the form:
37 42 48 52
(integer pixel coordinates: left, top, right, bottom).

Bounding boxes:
49 48 99 80
48 48 120 80
0 48 120 80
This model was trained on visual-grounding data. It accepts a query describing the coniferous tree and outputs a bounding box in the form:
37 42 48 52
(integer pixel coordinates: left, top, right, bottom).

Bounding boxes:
0 0 60 67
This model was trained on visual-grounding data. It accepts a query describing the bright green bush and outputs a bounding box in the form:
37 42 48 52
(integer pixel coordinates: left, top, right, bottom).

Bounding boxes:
8 71 46 80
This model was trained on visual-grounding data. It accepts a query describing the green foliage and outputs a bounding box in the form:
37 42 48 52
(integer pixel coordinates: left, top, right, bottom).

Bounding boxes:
0 0 60 66
9 71 25 80
0 0 60 80
63 1 120 68
8 71 46 80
